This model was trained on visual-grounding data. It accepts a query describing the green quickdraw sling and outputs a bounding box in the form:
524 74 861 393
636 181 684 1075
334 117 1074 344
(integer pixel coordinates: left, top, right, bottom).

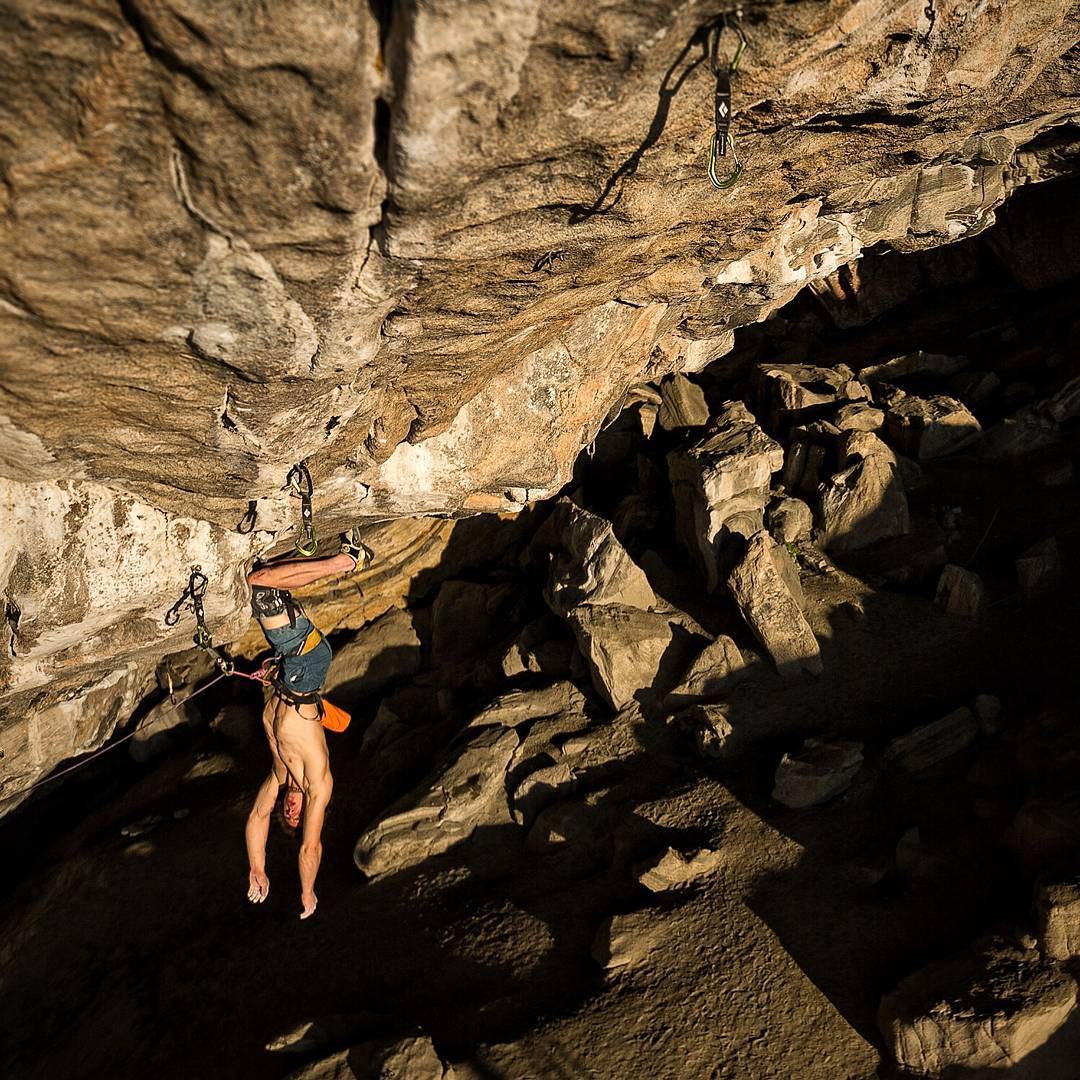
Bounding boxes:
707 12 747 190
287 462 318 556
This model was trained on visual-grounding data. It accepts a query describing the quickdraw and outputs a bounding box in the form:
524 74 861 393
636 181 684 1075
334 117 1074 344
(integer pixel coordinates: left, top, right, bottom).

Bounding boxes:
163 565 235 674
707 12 747 190
287 462 318 557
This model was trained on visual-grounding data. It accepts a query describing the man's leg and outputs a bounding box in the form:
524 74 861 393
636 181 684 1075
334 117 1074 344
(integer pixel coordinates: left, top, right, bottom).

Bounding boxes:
249 551 354 591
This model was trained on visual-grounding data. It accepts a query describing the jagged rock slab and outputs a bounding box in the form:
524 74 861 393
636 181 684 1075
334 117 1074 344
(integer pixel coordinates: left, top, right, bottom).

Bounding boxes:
284 1035 453 1080
884 390 982 461
772 738 864 809
884 707 978 773
664 635 748 711
860 350 968 384
935 564 984 616
754 362 868 428
766 495 814 545
635 847 724 893
818 454 910 552
879 936 1077 1074
657 374 709 431
668 402 785 591
981 405 1062 459
354 683 605 878
540 499 657 616
728 532 822 682
833 403 885 432
1036 878 1080 961
431 579 521 666
567 604 679 712
1016 537 1061 591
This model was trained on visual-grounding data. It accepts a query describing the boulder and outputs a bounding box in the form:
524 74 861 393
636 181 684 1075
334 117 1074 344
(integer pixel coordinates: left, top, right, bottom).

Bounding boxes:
284 1035 452 1080
766 496 814 545
772 738 864 809
540 499 657 616
846 517 947 586
754 363 867 428
210 703 257 747
884 389 982 461
833 403 884 432
1016 537 1061 591
860 349 968 384
431 579 521 666
355 683 621 879
676 703 738 759
567 604 681 711
884 707 978 772
1010 788 1080 869
657 373 709 431
324 607 421 702
499 616 574 680
1035 878 1080 961
949 370 1002 407
727 532 822 682
664 635 748 711
668 402 784 590
1045 375 1080 423
935 565 984 616
878 936 1077 1074
635 847 724 892
817 454 910 552
981 405 1062 460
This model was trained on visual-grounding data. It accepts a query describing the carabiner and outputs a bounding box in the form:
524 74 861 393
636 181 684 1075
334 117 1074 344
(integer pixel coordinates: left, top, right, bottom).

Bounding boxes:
708 131 742 189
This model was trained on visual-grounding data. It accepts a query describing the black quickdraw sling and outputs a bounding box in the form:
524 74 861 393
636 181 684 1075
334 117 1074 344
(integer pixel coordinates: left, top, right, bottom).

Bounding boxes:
707 12 747 190
287 462 318 557
163 565 236 675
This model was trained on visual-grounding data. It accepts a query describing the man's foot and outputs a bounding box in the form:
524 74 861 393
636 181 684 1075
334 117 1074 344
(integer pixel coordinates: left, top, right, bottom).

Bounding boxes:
339 529 373 572
300 891 318 920
247 870 269 903
282 785 303 830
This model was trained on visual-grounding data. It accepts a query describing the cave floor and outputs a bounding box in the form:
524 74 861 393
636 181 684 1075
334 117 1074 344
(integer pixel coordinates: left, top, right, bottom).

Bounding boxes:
3 562 1080 1077
3 453 1080 1080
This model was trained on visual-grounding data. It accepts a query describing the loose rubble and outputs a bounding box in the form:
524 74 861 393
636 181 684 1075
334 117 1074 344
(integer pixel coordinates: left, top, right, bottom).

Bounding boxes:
772 738 864 809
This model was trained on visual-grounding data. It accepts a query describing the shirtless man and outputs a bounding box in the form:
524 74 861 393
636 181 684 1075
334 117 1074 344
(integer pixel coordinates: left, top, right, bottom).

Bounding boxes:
243 533 369 919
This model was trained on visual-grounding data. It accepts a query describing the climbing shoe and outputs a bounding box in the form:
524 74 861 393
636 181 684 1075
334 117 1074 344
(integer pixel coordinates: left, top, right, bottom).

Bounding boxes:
340 529 374 572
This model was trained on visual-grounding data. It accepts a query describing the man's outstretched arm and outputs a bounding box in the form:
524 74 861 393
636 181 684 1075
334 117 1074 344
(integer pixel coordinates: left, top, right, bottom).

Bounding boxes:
298 772 333 920
245 774 279 903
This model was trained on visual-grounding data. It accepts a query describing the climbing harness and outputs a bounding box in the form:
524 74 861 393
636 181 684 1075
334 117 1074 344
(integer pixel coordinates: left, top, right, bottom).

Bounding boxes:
707 12 747 190
287 462 318 557
237 499 258 534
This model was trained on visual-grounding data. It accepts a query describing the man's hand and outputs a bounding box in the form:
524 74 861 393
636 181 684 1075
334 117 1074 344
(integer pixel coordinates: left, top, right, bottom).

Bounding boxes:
247 870 270 903
300 891 317 920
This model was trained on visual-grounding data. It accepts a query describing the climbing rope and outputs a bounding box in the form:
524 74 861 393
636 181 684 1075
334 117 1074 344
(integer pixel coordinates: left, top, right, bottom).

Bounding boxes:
707 11 747 189
287 462 318 556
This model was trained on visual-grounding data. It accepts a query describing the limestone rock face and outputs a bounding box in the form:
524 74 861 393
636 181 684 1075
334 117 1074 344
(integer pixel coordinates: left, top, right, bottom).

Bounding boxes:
3 0 1080 797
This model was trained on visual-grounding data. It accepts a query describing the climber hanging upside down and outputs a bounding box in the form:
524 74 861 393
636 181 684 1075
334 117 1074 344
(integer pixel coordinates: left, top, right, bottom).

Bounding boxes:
243 530 371 920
